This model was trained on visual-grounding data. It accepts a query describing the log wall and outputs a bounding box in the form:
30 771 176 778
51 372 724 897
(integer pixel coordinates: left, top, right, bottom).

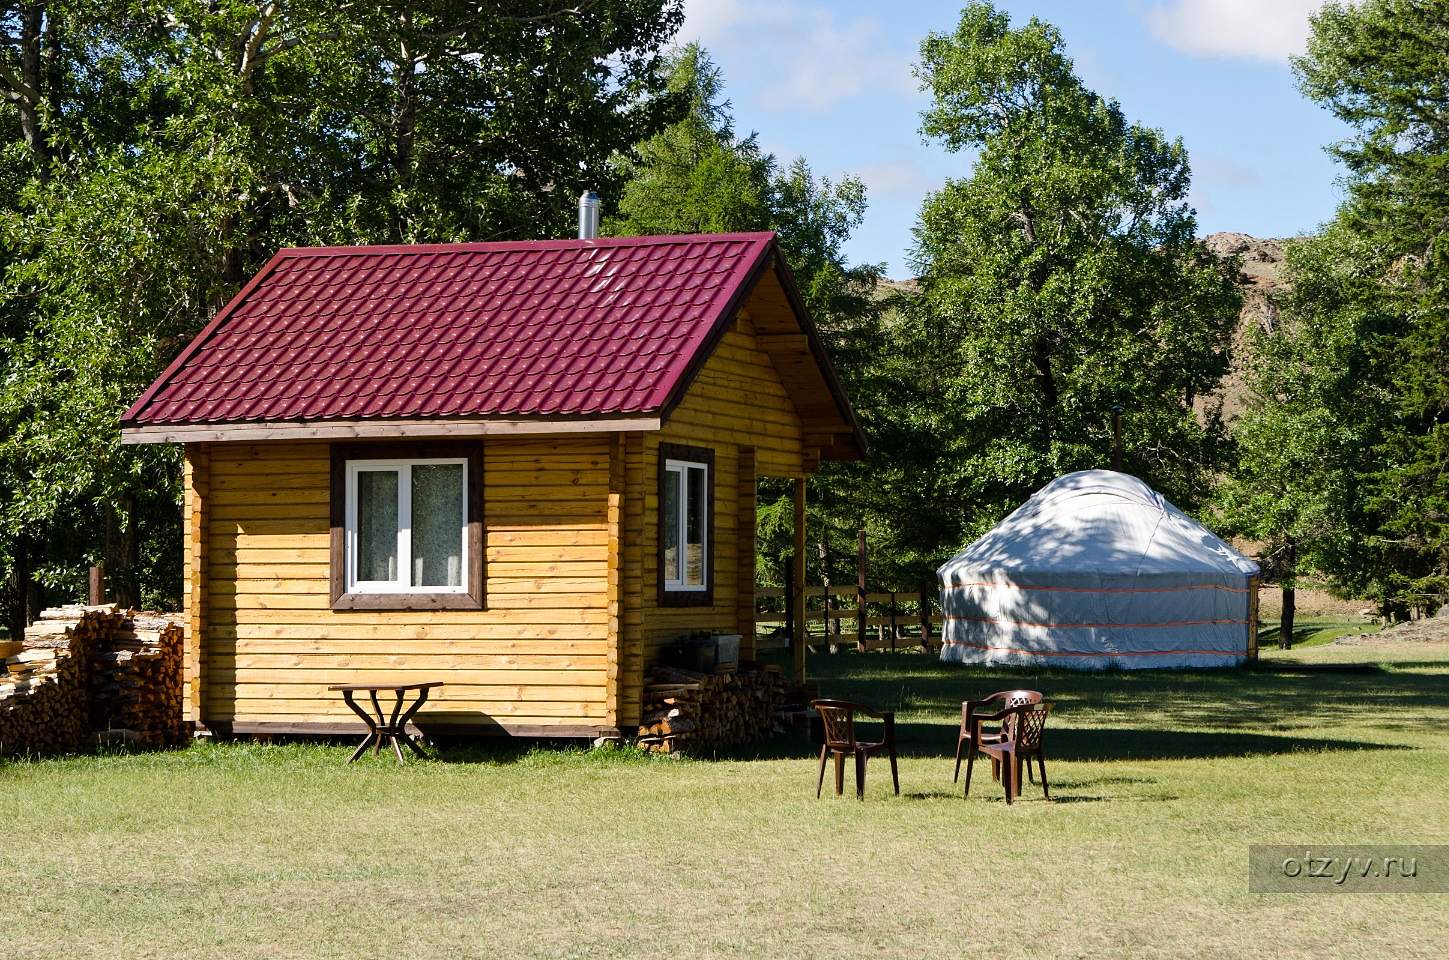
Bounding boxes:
197 437 613 734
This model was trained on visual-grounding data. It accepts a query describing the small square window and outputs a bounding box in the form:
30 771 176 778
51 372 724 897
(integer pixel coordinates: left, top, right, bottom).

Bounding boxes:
331 443 482 610
346 458 466 593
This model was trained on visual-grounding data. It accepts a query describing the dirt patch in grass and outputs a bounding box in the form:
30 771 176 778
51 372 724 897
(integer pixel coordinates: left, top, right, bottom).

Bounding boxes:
1336 610 1449 645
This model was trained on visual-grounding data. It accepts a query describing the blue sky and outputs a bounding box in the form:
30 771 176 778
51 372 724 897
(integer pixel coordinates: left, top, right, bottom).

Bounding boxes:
679 0 1351 278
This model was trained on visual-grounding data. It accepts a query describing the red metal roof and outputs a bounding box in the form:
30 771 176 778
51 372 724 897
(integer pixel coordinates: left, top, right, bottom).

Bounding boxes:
123 233 782 426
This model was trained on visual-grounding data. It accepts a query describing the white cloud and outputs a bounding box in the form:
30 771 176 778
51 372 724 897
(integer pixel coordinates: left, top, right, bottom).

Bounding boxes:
679 0 749 46
856 159 939 199
680 1 913 113
1145 0 1326 64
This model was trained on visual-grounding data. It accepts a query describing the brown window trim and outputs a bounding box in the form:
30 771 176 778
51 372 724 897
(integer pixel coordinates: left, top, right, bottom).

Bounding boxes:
330 440 484 611
658 442 715 607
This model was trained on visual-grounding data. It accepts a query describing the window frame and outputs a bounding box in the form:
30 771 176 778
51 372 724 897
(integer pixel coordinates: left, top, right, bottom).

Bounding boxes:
330 441 484 611
657 442 715 607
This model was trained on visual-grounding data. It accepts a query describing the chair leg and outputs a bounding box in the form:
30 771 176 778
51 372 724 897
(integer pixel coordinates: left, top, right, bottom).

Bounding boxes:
1038 753 1050 800
963 749 975 798
816 745 828 798
991 757 1000 782
855 750 867 800
833 752 844 796
1002 751 1014 805
1027 757 1035 783
953 733 965 783
889 748 899 796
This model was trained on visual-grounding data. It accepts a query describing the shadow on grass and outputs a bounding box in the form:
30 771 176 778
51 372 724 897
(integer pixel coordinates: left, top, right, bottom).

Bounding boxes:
701 720 1398 763
266 649 1442 768
805 649 1449 736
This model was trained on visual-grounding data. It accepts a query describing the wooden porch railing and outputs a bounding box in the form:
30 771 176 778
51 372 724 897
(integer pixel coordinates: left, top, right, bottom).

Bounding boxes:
754 583 941 653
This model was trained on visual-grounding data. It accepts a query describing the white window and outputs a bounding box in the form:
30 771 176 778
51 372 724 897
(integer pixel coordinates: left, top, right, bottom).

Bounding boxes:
662 456 709 592
345 457 468 594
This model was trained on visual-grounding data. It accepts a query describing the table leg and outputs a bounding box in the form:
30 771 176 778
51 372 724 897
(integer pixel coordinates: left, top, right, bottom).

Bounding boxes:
341 691 378 764
369 690 385 755
396 688 434 759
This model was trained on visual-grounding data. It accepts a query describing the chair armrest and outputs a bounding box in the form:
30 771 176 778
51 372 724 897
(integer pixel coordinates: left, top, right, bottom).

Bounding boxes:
970 707 1012 723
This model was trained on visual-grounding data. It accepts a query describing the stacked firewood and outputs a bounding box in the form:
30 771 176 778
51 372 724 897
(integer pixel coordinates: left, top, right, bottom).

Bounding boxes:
0 605 184 756
90 613 186 747
0 606 114 754
637 665 787 754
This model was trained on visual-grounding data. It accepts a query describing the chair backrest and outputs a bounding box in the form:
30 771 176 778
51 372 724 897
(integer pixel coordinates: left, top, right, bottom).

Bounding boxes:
811 699 859 748
972 689 1042 737
987 689 1043 709
1012 702 1052 751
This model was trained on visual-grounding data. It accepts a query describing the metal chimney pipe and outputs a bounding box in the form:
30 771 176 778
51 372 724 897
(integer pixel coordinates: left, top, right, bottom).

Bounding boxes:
578 190 600 240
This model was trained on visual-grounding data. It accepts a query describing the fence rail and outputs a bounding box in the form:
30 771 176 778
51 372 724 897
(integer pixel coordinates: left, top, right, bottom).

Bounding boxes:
755 583 942 653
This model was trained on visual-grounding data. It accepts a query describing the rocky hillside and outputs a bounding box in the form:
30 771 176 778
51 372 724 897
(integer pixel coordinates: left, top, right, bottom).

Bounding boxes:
1202 232 1288 420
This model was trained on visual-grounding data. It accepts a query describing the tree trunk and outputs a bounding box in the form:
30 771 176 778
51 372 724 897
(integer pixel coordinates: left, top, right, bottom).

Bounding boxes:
1278 539 1297 650
818 536 839 654
104 495 141 608
18 4 45 154
4 536 32 640
1031 336 1059 407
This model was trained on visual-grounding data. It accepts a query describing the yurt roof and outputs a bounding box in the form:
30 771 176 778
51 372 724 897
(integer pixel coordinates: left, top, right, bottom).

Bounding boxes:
938 470 1259 584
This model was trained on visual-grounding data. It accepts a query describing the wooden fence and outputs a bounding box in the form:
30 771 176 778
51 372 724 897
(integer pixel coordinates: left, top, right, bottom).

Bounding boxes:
755 583 942 653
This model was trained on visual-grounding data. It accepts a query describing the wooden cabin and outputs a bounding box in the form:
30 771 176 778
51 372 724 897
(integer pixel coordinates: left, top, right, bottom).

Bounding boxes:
121 233 865 739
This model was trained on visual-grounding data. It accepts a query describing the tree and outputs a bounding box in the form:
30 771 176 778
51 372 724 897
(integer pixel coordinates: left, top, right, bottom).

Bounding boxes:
1215 225 1395 644
0 1 685 632
902 3 1240 562
1283 0 1449 616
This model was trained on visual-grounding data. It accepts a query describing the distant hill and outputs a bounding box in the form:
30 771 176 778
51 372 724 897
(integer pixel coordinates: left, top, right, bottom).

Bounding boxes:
1202 232 1288 421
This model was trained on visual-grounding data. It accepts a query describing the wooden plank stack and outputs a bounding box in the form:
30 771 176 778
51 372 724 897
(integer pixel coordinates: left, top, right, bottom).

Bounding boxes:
637 664 787 754
0 605 184 756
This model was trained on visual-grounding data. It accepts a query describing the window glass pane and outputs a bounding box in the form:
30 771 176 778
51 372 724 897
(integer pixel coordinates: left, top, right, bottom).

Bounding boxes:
663 468 681 583
356 470 399 582
685 465 706 586
412 463 465 587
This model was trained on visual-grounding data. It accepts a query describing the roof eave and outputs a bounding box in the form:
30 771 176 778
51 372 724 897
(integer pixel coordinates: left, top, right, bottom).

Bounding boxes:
120 414 664 445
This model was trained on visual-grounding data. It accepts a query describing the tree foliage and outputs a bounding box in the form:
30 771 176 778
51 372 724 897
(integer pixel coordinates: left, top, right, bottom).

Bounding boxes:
1235 0 1449 617
0 0 684 631
895 3 1240 568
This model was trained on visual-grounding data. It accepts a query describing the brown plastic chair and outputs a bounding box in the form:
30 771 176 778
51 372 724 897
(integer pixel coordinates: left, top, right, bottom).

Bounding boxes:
810 699 899 799
964 702 1052 804
954 689 1042 784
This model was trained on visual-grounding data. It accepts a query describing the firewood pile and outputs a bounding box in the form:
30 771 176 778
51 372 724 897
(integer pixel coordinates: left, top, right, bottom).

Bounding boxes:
90 613 186 747
0 605 184 756
637 664 787 754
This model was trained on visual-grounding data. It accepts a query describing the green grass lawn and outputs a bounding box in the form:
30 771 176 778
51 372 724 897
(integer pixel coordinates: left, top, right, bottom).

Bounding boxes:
1258 616 1381 648
4 641 1448 959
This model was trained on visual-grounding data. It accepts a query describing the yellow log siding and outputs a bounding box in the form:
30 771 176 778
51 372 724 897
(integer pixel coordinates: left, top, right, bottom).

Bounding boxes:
199 438 613 730
632 310 804 705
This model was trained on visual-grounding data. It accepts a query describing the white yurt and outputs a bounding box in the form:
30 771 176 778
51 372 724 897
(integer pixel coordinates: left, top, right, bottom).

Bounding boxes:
938 470 1260 670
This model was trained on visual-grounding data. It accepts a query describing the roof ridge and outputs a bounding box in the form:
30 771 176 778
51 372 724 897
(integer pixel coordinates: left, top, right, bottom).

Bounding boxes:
277 232 777 259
